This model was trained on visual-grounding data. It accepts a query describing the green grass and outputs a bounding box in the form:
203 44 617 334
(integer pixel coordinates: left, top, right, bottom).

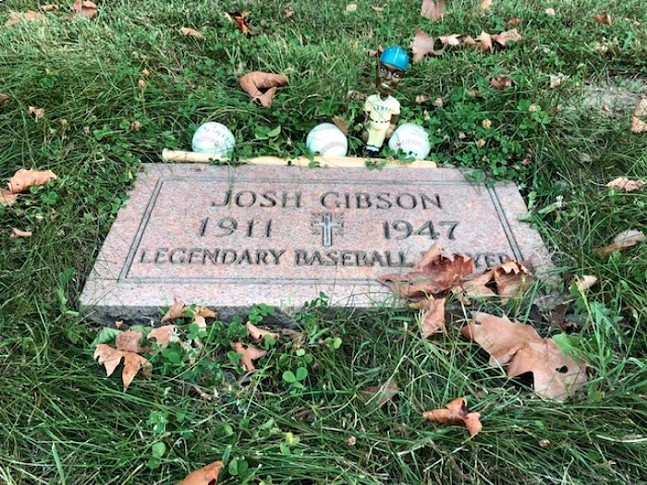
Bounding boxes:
1 0 646 483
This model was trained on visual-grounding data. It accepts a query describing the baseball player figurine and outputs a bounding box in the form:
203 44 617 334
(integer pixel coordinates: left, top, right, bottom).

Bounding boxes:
362 46 410 156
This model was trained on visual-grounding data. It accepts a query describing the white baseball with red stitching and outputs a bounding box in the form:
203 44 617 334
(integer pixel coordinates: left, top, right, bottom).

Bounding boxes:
306 123 348 157
192 122 236 154
388 123 431 159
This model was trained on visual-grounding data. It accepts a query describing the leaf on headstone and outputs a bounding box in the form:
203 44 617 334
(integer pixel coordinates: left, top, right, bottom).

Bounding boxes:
453 270 495 304
116 330 148 354
94 344 152 390
480 0 493 10
5 11 45 27
8 169 57 194
421 0 445 21
606 177 645 192
231 342 266 372
72 0 98 19
28 106 45 120
361 377 399 407
246 322 279 343
574 275 597 292
492 261 533 301
417 296 446 337
630 116 647 134
0 189 19 206
423 397 482 437
594 229 646 256
594 13 611 25
507 338 588 400
10 228 32 238
239 72 289 108
161 301 185 322
147 325 177 348
180 27 204 40
379 243 475 298
177 460 223 485
490 75 512 89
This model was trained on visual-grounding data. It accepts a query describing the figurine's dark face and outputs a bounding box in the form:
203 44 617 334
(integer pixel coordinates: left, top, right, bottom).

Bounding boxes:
376 62 404 96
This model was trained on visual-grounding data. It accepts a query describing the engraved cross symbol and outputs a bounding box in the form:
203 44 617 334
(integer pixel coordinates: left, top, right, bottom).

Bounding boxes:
311 212 344 247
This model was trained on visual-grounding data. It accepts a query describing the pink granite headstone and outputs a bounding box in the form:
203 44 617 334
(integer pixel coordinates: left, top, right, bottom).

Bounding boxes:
80 164 551 322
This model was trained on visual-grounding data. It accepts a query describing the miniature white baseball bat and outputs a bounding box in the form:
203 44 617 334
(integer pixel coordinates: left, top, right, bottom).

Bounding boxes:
161 149 437 169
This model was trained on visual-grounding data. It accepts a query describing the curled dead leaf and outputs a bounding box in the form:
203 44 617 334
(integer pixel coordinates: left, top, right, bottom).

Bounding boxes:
147 325 178 348
411 30 441 62
0 189 19 206
195 305 217 319
634 97 647 118
229 11 250 36
630 116 647 134
361 377 399 407
246 322 279 343
453 270 495 304
8 169 57 194
10 228 32 238
594 13 611 25
549 74 569 88
419 297 446 337
5 11 45 27
493 261 533 301
177 460 223 485
284 8 295 18
161 301 185 322
41 5 60 12
491 29 521 48
421 0 445 21
423 397 482 437
231 342 266 372
28 106 45 120
415 95 429 104
480 0 493 10
116 330 148 354
606 177 645 192
331 117 349 135
72 0 98 19
545 7 556 16
594 229 646 257
130 121 142 131
94 344 152 390
239 72 289 108
505 16 521 26
280 328 305 348
180 27 204 40
574 275 597 292
345 3 358 12
379 243 475 298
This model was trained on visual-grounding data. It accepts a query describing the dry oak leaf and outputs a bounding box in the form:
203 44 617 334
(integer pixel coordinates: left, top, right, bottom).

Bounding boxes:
246 322 279 343
490 76 513 90
506 338 588 401
493 261 533 301
594 13 611 25
361 377 399 407
231 342 266 372
180 27 204 40
606 177 645 192
161 301 185 322
116 330 148 354
72 0 98 19
594 229 646 256
239 72 288 108
0 189 19 207
411 30 443 62
630 116 647 134
453 270 495 304
147 325 178 348
423 397 482 437
418 297 446 337
8 169 57 194
421 0 445 21
28 106 45 120
574 275 597 292
379 243 475 298
11 228 32 238
5 11 45 27
94 344 152 390
177 460 223 485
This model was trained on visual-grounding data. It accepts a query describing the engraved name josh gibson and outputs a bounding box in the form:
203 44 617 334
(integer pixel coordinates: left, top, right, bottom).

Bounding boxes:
135 188 510 269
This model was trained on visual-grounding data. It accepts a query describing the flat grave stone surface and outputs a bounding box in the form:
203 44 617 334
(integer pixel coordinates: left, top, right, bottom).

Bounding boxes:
81 163 551 322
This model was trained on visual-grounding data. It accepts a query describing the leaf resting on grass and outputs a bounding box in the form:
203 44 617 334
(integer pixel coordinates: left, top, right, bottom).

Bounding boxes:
177 460 223 485
423 397 482 437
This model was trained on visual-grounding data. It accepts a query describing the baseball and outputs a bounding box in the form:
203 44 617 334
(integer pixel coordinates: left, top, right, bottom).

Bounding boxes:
192 122 236 154
306 123 348 157
388 123 431 160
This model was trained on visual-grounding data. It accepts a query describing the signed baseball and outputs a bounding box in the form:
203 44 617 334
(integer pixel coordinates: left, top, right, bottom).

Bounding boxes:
192 122 236 154
388 123 431 159
306 123 348 157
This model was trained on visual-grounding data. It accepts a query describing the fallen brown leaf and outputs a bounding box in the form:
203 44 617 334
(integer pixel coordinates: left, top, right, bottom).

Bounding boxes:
594 13 611 25
454 270 495 304
631 116 647 134
0 94 11 108
177 460 223 485
180 27 204 40
594 229 646 256
432 97 444 107
72 0 98 19
545 7 556 16
421 0 445 21
246 322 279 343
331 116 349 135
147 325 177 348
480 0 493 10
0 189 19 206
280 328 305 348
411 30 443 62
41 5 60 12
549 74 569 88
423 397 482 437
419 297 446 337
94 344 152 390
28 106 45 120
490 76 512 89
116 330 148 354
606 177 645 192
195 305 217 319
229 11 250 35
574 275 597 292
284 8 295 18
361 377 399 407
239 72 289 108
10 228 32 238
345 3 358 12
161 301 185 322
5 11 45 27
379 243 475 298
231 342 266 372
476 31 493 53
8 169 57 194
415 95 429 104
372 6 384 13
493 261 533 301
491 29 521 48
505 16 521 26
634 97 647 118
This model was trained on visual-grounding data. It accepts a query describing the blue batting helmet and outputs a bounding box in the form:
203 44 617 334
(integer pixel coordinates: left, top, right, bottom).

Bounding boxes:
379 46 410 72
